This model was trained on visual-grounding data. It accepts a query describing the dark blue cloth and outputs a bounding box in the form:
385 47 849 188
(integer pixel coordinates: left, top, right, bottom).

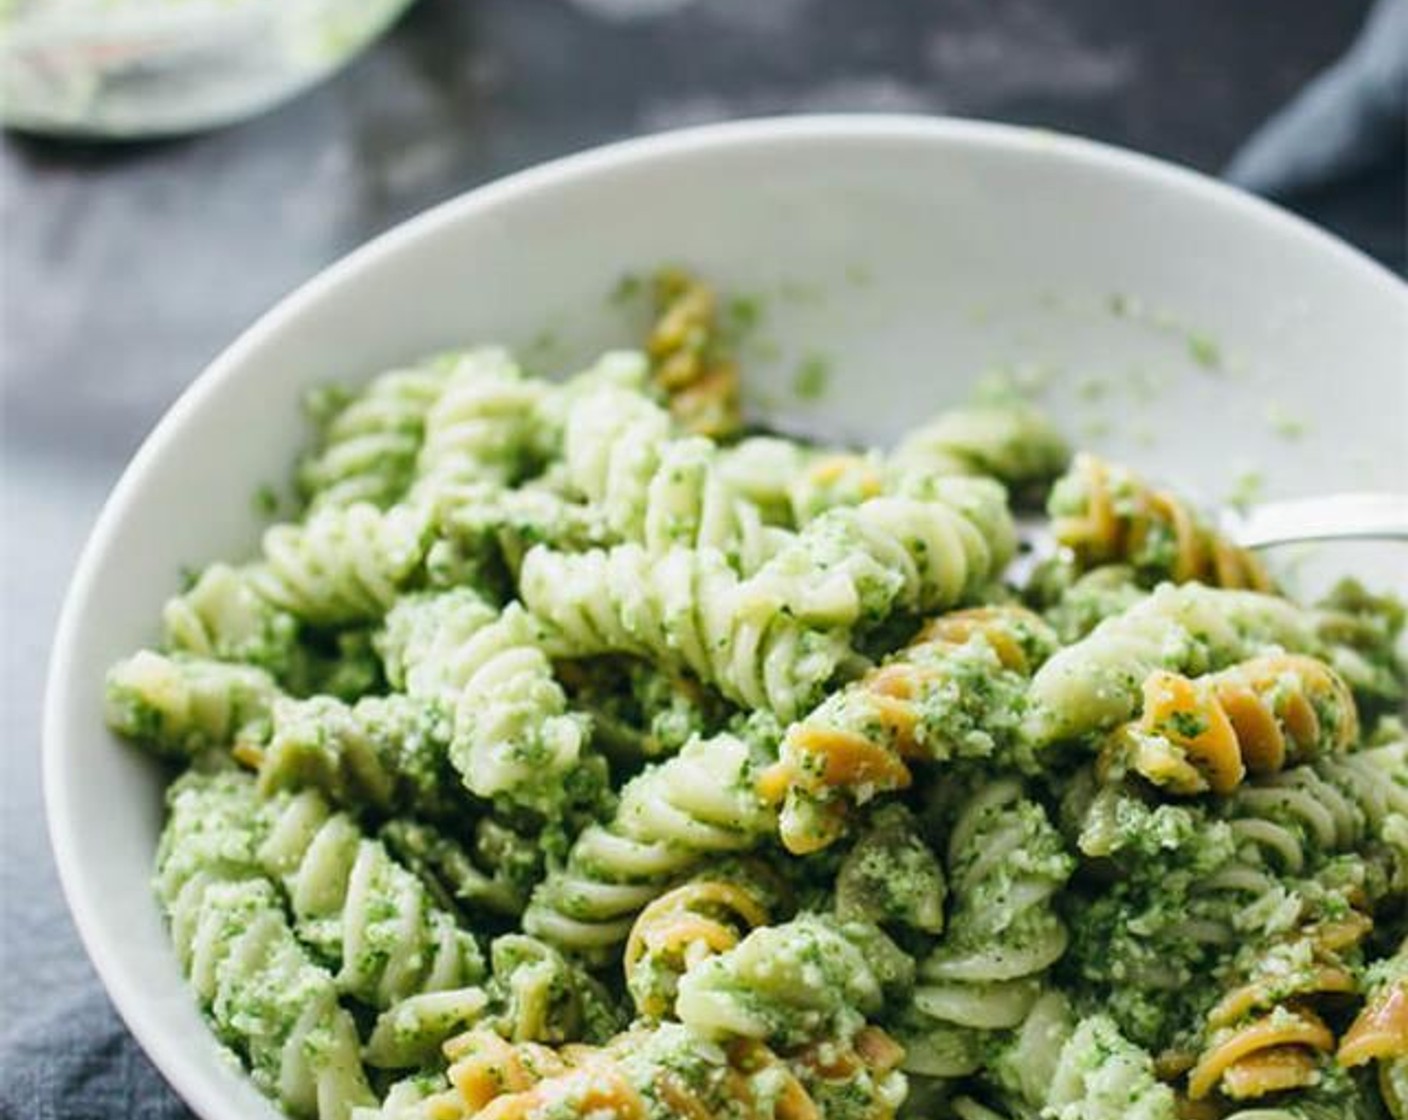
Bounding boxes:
1226 0 1407 273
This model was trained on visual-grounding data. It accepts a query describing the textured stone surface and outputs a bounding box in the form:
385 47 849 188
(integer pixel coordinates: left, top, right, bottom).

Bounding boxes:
0 0 1388 1111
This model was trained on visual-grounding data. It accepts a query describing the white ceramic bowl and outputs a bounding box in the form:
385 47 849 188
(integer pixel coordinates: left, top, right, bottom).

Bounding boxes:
44 116 1408 1120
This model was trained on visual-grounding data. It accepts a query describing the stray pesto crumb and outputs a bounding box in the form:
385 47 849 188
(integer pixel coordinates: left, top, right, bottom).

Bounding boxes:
1266 402 1308 440
751 338 782 363
778 279 823 304
1132 424 1156 449
1081 416 1111 439
1076 374 1109 402
524 327 561 360
1226 470 1265 512
1109 292 1136 317
253 485 279 517
792 355 831 402
972 362 1056 406
1187 332 1222 371
725 294 763 333
844 262 872 287
1125 366 1162 403
609 273 643 305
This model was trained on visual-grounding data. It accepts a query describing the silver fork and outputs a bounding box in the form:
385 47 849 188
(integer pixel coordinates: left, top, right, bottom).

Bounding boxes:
751 419 1408 551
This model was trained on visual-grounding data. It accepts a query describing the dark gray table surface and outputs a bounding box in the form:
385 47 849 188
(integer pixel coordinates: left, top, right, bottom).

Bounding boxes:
1 0 1399 1115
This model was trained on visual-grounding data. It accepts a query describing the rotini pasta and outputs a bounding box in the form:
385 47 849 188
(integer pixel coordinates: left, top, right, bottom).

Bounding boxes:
897 780 1073 1079
157 774 375 1119
624 865 777 1019
251 501 433 627
407 348 545 503
645 266 742 438
161 562 304 682
888 404 1071 501
1101 654 1359 795
249 692 453 817
675 912 913 1047
1339 937 1408 1119
562 380 783 571
1187 910 1373 1102
299 361 450 512
108 292 1407 1119
106 650 278 760
1023 583 1323 748
377 589 598 819
523 484 1013 720
758 605 1059 853
1049 452 1273 590
523 731 777 953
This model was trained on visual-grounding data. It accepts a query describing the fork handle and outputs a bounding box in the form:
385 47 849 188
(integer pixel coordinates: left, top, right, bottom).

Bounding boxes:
1228 493 1408 549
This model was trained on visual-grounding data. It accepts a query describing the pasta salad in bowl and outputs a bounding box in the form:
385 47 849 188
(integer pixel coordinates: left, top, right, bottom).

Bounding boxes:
44 118 1408 1120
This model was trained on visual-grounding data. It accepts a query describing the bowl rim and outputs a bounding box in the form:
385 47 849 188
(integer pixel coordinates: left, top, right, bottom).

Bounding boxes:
41 112 1407 1120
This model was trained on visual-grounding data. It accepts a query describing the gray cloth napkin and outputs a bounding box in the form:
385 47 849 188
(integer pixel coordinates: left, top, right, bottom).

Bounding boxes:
3 4 1404 1119
1226 0 1407 273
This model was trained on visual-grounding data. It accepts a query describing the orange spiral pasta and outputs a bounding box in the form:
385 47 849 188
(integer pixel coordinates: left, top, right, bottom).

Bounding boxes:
757 605 1059 854
445 1028 573 1112
1339 937 1408 1117
436 1022 904 1120
646 268 741 439
623 874 773 1019
1186 911 1373 1102
1049 453 1273 591
1102 654 1359 795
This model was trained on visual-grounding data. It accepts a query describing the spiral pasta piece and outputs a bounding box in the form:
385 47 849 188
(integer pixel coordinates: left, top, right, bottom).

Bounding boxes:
1049 453 1273 590
436 1020 906 1120
434 483 612 593
992 993 1178 1120
1103 654 1359 796
898 780 1074 1079
563 381 782 572
758 606 1059 854
249 501 433 627
675 912 913 1048
162 771 484 1014
408 348 545 503
1339 937 1408 1118
248 692 456 818
1069 743 1407 1061
168 878 377 1119
889 405 1071 497
156 774 375 1119
623 869 775 1019
106 650 278 760
556 655 729 764
1188 910 1374 1102
161 562 304 681
1024 583 1322 748
1227 741 1408 894
376 589 596 818
523 486 1013 720
523 732 778 954
645 267 742 438
300 362 451 512
169 774 487 1010
521 543 850 720
835 804 947 935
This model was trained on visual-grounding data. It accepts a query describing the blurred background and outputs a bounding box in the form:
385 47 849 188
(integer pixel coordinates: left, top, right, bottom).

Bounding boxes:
1 0 1404 1114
